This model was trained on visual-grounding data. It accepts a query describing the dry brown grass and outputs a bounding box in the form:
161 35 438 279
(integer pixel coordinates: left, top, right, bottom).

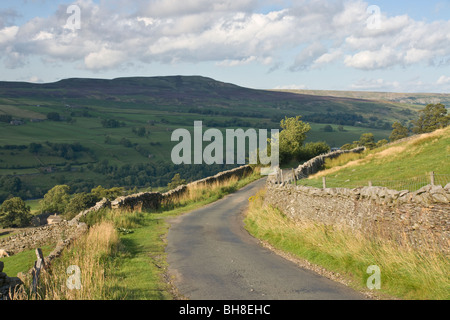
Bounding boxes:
244 190 450 300
15 221 120 300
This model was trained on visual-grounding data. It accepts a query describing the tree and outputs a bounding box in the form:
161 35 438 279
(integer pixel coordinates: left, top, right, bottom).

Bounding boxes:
323 125 334 132
39 185 71 214
91 185 124 200
389 121 409 142
0 114 12 123
1 176 22 193
64 193 99 220
358 133 376 149
376 139 388 148
298 141 330 161
412 103 449 134
0 197 31 228
29 142 43 154
47 112 60 121
167 173 186 190
278 116 311 163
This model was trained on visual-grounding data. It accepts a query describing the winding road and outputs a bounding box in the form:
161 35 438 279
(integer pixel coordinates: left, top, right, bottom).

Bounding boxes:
166 178 366 300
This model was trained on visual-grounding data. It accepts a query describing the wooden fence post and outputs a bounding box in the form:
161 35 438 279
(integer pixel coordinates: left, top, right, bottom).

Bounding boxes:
368 181 373 187
430 172 435 186
322 176 327 189
32 248 45 294
292 169 297 185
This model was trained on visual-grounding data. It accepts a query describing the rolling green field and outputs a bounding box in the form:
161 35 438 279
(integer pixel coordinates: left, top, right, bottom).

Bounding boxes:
299 126 450 190
0 76 419 200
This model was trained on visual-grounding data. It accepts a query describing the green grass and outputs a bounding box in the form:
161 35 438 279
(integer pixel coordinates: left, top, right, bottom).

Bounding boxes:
306 123 390 148
110 172 262 299
299 127 450 190
37 170 262 300
244 190 450 300
0 76 413 197
0 245 55 277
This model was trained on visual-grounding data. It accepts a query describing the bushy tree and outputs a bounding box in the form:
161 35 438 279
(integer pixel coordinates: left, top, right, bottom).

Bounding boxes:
376 139 388 148
47 112 60 121
39 185 71 214
91 185 124 200
358 133 376 149
29 142 43 154
64 192 99 220
340 133 379 150
412 103 449 134
0 197 31 228
389 121 409 142
278 116 311 164
167 173 186 190
298 141 330 161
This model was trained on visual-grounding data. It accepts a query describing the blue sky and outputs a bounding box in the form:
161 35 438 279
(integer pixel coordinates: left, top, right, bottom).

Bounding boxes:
0 0 449 93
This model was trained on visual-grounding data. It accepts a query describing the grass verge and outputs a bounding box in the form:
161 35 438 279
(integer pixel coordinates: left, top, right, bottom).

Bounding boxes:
0 245 55 277
13 169 262 300
244 189 450 300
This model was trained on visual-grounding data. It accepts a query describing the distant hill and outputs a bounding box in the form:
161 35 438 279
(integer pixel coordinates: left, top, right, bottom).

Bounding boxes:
0 75 425 199
273 89 450 107
0 76 419 124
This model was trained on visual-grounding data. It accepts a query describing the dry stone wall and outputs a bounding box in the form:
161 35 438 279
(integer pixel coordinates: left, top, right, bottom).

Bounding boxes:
104 165 253 212
264 183 450 253
1 165 253 257
294 147 365 178
0 165 253 298
0 222 79 256
0 261 22 300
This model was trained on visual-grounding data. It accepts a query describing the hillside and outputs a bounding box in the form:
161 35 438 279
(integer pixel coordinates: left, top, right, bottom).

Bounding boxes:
0 76 422 200
0 76 419 124
274 89 450 108
299 126 450 191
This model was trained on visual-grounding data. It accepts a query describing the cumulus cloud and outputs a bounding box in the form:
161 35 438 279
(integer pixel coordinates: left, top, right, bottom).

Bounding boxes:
0 0 449 74
84 47 127 70
290 42 327 71
437 75 450 85
344 46 402 70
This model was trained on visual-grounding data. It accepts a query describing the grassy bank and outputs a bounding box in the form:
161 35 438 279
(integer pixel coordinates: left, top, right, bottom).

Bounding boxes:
244 189 450 300
14 169 261 300
0 245 55 277
298 127 450 190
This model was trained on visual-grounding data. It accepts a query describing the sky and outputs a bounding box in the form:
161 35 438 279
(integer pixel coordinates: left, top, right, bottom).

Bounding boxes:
0 0 449 93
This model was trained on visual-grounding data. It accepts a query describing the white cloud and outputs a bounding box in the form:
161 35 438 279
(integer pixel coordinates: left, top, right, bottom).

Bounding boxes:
1 0 450 75
344 46 402 70
216 56 273 67
437 75 450 85
84 47 127 70
0 26 18 46
312 50 342 68
290 42 327 71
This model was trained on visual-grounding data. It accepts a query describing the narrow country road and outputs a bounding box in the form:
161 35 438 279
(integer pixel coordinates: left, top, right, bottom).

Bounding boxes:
166 178 366 300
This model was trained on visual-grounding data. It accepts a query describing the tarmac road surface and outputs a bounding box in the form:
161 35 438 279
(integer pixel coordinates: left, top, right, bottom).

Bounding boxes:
166 178 366 300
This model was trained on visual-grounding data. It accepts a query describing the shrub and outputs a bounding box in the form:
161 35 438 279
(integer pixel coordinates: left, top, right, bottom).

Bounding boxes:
64 193 100 220
0 197 32 228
